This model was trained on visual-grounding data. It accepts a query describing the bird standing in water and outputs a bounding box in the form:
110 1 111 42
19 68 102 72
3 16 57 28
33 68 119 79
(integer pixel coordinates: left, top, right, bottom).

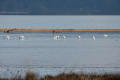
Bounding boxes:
93 35 96 40
104 34 108 37
5 30 10 40
19 35 25 40
6 34 10 40
62 35 66 39
78 35 80 40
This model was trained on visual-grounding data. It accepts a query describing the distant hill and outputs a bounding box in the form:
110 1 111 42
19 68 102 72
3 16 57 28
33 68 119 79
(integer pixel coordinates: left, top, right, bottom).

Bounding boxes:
0 0 120 15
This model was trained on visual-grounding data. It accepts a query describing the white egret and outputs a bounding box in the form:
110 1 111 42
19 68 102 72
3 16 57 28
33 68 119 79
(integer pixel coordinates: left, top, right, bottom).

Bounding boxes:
104 34 108 37
63 35 66 39
6 35 10 40
19 35 25 40
78 35 80 39
54 35 60 40
93 35 96 40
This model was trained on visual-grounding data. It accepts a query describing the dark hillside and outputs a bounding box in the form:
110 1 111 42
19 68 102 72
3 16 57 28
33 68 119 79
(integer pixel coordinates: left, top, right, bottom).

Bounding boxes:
0 0 120 15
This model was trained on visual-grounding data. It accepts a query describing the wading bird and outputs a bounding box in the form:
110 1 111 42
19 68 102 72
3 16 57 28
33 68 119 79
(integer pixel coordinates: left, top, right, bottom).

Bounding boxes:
93 35 96 40
62 35 66 39
78 35 81 40
104 34 108 37
19 35 25 40
54 35 60 40
6 35 10 40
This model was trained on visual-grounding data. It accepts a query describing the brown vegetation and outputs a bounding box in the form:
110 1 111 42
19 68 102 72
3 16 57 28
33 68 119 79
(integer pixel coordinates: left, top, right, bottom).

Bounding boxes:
0 72 120 80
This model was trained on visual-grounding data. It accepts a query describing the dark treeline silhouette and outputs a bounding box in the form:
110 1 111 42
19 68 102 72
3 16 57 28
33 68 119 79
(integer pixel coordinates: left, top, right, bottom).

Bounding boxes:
0 0 120 15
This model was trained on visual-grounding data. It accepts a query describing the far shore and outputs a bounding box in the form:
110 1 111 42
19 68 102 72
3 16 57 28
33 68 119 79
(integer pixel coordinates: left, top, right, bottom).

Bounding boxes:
0 28 120 32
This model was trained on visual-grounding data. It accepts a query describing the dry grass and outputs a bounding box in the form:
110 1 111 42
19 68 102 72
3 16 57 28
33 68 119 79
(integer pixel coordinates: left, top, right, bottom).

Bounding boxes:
0 72 120 80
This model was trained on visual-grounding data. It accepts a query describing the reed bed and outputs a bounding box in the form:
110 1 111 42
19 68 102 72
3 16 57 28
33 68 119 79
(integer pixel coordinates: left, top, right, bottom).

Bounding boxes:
0 72 120 80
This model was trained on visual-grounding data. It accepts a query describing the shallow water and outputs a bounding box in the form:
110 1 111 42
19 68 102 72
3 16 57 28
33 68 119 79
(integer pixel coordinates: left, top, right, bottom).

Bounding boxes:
0 31 120 77
0 15 120 29
0 15 120 77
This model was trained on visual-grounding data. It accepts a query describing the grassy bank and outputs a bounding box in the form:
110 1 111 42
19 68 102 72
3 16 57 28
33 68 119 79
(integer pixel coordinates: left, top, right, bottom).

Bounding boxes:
0 72 120 80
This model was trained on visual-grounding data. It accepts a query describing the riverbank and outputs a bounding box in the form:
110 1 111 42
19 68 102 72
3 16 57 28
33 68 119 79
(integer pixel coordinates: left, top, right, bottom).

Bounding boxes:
0 72 120 80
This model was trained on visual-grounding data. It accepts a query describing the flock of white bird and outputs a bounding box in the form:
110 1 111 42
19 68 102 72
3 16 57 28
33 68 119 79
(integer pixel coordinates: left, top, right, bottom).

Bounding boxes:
53 34 108 40
1 34 109 40
5 35 25 40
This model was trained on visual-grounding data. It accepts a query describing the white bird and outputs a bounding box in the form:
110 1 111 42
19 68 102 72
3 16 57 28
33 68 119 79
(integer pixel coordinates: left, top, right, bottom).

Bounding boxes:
6 35 10 40
19 35 25 40
62 35 66 39
93 35 96 40
104 34 108 37
78 35 81 39
54 35 60 40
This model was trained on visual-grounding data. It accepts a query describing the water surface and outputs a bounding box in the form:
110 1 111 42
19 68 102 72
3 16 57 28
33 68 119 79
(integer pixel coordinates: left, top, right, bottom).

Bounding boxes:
0 31 120 77
0 15 120 29
0 15 120 77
